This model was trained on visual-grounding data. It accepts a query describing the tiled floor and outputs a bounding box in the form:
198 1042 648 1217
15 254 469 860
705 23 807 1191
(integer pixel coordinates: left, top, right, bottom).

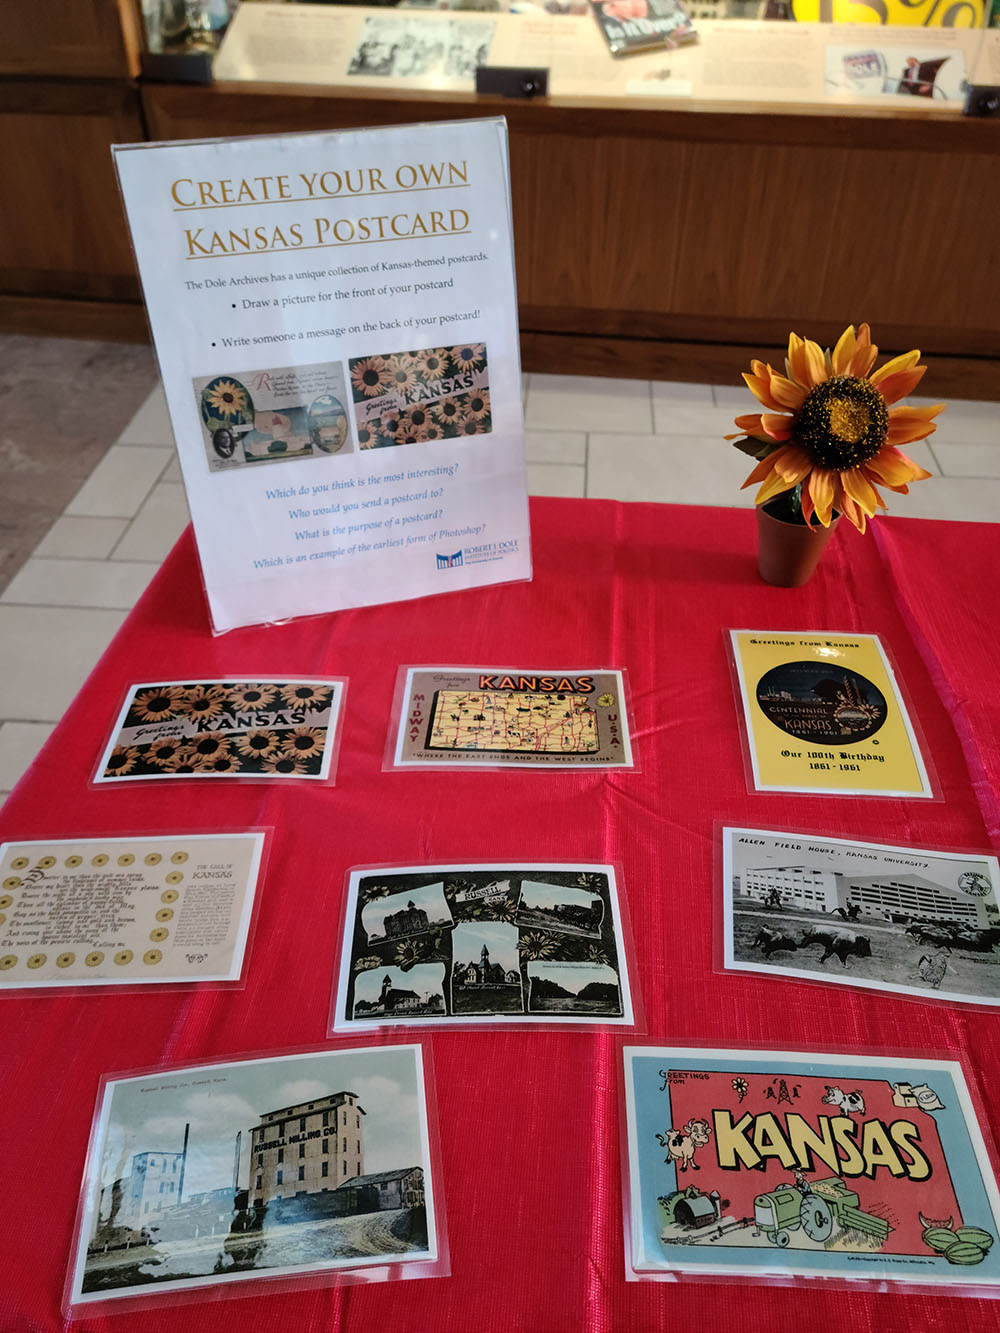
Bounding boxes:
1 370 998 805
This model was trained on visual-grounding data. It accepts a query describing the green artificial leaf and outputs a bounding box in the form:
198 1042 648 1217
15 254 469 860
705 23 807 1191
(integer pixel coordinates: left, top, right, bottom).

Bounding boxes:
731 435 779 462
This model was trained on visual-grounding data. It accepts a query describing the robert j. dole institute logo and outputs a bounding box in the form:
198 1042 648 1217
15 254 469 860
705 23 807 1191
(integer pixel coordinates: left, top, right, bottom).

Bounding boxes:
436 550 464 569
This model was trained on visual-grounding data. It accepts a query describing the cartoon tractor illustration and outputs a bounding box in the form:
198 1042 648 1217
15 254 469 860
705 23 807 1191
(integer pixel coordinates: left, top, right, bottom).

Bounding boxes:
753 1177 891 1248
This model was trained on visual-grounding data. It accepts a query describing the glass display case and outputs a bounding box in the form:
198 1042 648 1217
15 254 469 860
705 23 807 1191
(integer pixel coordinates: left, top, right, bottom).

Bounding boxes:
2 0 999 396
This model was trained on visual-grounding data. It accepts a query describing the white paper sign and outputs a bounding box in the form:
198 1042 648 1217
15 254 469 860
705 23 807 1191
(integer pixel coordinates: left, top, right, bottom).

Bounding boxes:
113 118 531 632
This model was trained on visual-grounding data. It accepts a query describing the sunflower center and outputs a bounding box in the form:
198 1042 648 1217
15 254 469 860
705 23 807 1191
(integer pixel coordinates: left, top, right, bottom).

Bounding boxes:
792 376 888 469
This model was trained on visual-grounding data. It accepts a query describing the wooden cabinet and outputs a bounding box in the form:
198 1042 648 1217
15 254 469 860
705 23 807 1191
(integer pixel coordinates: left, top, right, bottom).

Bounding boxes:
0 81 145 305
1 0 998 395
0 0 141 79
140 79 1000 394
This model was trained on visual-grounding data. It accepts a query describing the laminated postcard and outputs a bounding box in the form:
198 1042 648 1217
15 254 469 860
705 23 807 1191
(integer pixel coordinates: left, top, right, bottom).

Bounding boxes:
624 1047 1000 1288
332 863 635 1030
95 679 345 783
391 667 634 768
67 1044 441 1310
729 631 932 797
113 118 530 633
722 828 1000 1008
0 834 264 987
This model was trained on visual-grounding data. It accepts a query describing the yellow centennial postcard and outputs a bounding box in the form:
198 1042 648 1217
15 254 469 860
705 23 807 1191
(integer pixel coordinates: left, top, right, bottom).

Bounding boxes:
730 631 932 798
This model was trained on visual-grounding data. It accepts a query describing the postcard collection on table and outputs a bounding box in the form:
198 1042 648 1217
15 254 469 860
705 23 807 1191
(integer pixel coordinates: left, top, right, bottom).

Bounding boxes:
2 634 999 1309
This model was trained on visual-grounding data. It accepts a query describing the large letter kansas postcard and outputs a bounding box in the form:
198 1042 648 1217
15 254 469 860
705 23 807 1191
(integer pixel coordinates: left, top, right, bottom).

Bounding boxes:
624 1047 1000 1289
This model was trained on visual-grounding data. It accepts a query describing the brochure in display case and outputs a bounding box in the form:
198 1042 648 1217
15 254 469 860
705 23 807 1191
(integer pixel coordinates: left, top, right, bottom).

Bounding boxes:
114 118 531 633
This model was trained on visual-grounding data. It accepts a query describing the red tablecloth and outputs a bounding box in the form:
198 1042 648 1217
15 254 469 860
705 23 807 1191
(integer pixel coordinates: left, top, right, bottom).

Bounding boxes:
2 498 999 1331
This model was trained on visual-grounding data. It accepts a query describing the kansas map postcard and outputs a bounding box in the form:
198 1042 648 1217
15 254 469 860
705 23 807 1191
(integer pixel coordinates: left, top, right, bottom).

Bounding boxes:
392 667 633 768
0 833 264 988
624 1047 1000 1288
729 631 932 797
722 828 1000 1008
333 863 635 1030
95 679 345 783
68 1044 439 1309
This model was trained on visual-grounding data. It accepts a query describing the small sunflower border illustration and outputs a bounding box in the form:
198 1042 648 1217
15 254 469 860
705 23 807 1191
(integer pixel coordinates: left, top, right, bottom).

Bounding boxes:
727 323 942 534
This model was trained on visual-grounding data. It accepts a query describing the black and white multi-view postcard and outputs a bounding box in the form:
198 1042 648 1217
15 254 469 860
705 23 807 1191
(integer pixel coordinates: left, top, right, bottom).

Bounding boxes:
332 863 636 1030
67 1044 441 1310
722 827 1000 1007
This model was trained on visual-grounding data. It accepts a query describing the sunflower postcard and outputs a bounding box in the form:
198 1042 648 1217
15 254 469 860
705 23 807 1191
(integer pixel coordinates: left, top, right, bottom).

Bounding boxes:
348 343 491 449
194 361 352 473
94 679 346 784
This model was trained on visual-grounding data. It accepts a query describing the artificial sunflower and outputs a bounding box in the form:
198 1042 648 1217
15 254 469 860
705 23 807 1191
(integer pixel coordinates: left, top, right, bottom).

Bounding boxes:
728 324 941 533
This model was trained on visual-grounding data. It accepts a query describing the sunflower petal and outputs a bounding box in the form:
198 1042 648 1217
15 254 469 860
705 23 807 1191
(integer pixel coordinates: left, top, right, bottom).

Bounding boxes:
807 467 837 527
873 367 926 405
740 453 782 490
865 446 932 488
839 467 881 517
771 445 812 485
888 402 945 424
742 370 785 413
886 416 938 446
839 493 867 534
848 324 877 377
800 484 815 525
733 413 765 433
754 467 800 508
802 339 828 388
870 349 921 387
761 413 793 440
832 325 857 376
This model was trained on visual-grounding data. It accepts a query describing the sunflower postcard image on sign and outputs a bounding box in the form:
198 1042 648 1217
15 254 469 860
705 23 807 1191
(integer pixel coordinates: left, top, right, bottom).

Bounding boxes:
94 679 346 784
194 361 352 472
729 632 932 798
349 343 490 449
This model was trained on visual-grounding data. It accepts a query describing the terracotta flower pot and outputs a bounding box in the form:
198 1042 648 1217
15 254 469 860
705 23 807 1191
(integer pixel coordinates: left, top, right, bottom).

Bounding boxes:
756 501 839 587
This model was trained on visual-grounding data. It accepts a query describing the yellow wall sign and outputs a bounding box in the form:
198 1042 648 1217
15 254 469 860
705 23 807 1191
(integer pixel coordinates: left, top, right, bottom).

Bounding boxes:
730 630 933 797
791 0 985 23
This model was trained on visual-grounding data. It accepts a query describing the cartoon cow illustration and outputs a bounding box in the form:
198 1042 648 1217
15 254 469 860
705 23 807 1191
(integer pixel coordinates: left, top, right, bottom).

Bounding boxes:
822 1086 866 1115
658 1119 712 1172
